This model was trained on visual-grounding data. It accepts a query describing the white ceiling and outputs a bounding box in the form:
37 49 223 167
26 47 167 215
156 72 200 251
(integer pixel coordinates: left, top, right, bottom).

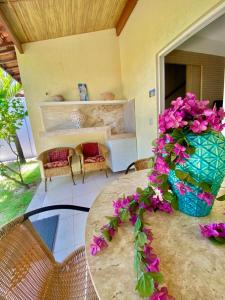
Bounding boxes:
178 14 225 57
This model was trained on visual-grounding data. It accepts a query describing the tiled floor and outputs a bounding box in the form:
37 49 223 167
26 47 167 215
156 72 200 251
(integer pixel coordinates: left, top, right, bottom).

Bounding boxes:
27 170 123 262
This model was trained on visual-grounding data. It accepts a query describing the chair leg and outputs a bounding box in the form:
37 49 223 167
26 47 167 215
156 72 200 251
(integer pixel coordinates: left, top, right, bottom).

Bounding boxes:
49 177 52 182
44 178 47 192
105 168 108 178
70 168 76 185
82 171 85 184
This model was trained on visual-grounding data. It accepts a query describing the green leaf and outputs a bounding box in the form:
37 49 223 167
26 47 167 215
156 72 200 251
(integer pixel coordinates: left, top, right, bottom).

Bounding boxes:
198 181 212 193
186 146 195 155
163 191 174 202
148 159 154 169
175 170 188 181
119 208 129 222
216 194 225 201
165 143 174 152
135 217 142 232
171 196 179 210
136 187 143 194
136 273 154 297
209 237 225 245
186 175 198 186
149 272 164 284
137 232 147 247
102 228 112 242
134 250 143 273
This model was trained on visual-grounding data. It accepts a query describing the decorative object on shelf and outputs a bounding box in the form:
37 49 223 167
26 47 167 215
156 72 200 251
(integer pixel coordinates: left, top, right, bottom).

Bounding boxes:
70 108 86 128
149 93 225 217
50 94 65 102
200 223 225 244
78 83 89 101
100 92 115 100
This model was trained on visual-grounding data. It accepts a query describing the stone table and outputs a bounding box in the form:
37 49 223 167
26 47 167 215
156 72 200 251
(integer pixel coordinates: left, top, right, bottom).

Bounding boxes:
85 170 225 300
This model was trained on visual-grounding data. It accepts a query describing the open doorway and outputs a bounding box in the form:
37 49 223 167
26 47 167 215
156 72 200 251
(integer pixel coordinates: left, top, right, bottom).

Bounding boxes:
165 63 186 108
164 13 225 109
157 3 225 113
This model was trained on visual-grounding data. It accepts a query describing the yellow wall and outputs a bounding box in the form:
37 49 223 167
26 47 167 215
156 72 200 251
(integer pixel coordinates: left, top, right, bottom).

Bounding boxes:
119 0 223 158
17 29 123 154
17 0 223 160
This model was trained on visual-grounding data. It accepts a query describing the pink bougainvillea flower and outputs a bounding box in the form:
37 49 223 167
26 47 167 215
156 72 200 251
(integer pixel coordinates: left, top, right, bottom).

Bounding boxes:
129 214 138 225
147 257 160 272
198 192 214 206
176 182 192 195
190 120 208 133
165 134 174 143
199 224 220 238
154 157 170 175
143 227 153 242
150 287 175 300
90 243 101 256
173 143 186 156
171 97 184 111
112 199 123 216
90 236 108 256
148 171 163 185
159 201 173 214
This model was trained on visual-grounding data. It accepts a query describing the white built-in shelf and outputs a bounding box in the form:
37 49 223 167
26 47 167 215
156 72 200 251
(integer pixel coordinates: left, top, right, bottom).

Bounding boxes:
39 126 111 138
39 99 128 107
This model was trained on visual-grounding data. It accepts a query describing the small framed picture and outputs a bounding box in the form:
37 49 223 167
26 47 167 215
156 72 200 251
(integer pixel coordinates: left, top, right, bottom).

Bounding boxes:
78 83 89 101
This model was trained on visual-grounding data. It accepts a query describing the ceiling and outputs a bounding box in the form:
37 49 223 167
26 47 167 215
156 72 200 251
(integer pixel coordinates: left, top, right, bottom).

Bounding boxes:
0 0 128 43
178 14 225 57
197 14 225 43
0 25 20 82
0 0 138 83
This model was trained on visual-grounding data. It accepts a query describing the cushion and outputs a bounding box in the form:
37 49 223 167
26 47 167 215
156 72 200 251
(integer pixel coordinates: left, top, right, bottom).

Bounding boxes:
44 160 69 169
84 155 105 164
49 149 69 162
82 143 99 157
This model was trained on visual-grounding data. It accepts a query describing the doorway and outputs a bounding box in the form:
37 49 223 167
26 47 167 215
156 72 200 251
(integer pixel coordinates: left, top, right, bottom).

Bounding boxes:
157 3 225 114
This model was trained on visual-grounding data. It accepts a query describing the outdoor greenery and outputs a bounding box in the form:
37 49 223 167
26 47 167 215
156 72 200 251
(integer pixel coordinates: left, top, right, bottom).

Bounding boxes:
0 68 28 187
0 161 41 227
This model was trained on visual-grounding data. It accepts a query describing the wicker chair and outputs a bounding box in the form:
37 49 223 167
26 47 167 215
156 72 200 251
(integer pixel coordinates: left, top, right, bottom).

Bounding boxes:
125 157 154 174
38 147 75 192
75 143 109 183
0 205 98 300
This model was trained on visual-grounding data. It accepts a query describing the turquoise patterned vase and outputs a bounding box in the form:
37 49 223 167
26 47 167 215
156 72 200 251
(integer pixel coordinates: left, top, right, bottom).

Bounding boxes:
168 131 225 217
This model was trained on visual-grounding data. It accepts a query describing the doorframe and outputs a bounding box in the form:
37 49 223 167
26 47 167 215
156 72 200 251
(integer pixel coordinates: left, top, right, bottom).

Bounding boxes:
156 2 225 115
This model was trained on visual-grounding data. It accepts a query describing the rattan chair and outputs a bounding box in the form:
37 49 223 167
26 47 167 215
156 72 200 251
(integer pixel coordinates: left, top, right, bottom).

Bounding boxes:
75 143 109 183
125 157 154 174
0 205 98 300
38 147 75 192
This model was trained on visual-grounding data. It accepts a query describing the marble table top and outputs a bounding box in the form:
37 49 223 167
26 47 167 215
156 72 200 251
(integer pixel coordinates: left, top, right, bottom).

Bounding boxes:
85 170 225 300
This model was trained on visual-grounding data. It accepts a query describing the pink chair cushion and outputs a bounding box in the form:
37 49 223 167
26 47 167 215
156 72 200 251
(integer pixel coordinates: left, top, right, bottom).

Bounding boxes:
44 160 69 169
49 149 69 162
84 155 105 164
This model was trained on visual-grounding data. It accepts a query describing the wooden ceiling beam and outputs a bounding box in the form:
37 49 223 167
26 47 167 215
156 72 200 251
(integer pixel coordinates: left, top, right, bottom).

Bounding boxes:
5 66 18 72
0 58 16 64
0 8 23 53
0 47 15 55
116 0 138 36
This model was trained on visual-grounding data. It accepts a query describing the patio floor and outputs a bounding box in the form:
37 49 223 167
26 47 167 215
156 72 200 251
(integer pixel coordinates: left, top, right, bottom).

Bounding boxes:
27 170 123 262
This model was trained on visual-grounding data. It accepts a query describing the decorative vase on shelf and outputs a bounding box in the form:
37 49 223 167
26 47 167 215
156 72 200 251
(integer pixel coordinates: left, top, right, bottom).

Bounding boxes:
169 131 225 217
70 109 86 128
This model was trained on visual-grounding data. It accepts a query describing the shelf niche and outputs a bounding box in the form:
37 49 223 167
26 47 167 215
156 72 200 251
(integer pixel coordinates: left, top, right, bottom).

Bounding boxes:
39 99 136 138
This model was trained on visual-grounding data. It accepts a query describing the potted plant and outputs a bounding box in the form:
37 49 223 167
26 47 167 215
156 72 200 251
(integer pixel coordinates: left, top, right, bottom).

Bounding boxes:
149 93 225 217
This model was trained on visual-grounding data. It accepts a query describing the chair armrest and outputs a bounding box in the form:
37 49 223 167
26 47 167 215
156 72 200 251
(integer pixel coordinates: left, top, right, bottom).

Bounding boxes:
68 148 74 165
37 151 48 165
24 205 89 220
99 144 109 157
